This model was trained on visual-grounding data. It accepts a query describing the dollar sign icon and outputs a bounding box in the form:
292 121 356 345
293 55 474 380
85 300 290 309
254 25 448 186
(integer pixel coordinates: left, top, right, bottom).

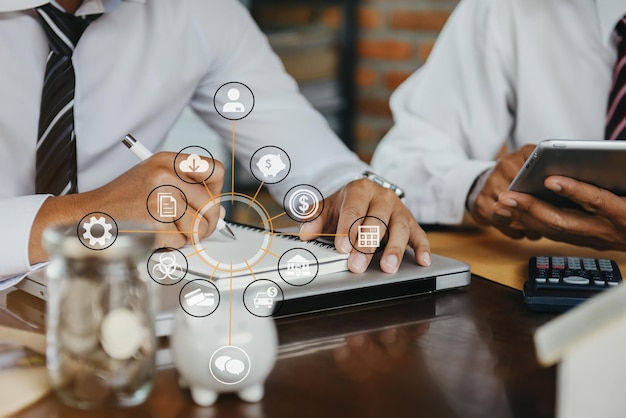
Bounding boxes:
267 286 278 298
288 188 320 221
298 195 310 213
265 158 272 169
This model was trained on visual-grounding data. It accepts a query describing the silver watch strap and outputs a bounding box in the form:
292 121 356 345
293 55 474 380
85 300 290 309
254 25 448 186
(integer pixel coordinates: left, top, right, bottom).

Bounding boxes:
361 171 405 199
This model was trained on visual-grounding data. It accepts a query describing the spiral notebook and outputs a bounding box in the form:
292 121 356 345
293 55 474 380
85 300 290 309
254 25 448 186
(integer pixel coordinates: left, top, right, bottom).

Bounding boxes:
181 223 349 280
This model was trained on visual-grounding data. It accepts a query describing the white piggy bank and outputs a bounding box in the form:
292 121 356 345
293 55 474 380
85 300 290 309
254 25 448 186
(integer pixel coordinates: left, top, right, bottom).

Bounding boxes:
171 288 278 406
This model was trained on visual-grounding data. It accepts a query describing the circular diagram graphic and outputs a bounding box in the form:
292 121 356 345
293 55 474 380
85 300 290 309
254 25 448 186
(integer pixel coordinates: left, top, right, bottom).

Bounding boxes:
147 247 188 286
209 345 251 385
283 184 324 223
348 216 389 255
179 279 220 318
213 82 255 120
174 146 216 184
146 185 188 223
77 212 118 250
278 248 319 286
191 193 273 274
243 279 284 317
249 146 291 184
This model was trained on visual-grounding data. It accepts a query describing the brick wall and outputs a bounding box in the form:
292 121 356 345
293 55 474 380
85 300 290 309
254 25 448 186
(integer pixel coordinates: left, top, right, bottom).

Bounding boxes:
253 0 459 162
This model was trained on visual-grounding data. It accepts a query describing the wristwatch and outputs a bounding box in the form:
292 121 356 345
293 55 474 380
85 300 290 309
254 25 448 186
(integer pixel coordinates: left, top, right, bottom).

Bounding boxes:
361 171 405 200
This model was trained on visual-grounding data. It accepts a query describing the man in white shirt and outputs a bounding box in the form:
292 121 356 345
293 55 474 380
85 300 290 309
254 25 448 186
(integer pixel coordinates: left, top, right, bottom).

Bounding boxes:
372 0 626 251
0 0 431 278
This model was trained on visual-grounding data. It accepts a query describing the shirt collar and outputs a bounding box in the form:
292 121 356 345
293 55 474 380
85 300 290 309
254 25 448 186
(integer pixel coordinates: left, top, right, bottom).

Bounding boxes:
0 0 145 14
596 0 626 48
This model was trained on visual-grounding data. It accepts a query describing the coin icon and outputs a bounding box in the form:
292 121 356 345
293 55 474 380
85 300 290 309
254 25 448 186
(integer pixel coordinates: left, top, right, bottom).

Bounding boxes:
283 185 324 223
266 286 278 298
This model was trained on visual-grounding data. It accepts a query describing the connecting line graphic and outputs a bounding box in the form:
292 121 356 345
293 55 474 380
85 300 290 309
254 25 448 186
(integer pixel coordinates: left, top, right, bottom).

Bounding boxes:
229 261 233 346
118 229 194 235
231 120 236 204
208 261 221 282
244 260 258 281
202 180 216 202
261 247 280 259
265 212 285 223
272 232 349 238
248 181 265 208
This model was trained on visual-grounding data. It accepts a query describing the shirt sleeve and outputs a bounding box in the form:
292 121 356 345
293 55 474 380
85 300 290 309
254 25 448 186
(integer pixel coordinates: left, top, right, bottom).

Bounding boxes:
0 194 50 277
371 0 516 224
187 0 368 200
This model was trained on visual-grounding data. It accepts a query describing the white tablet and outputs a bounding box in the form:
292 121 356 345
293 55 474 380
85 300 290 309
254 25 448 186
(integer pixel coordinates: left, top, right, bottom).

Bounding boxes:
507 139 626 208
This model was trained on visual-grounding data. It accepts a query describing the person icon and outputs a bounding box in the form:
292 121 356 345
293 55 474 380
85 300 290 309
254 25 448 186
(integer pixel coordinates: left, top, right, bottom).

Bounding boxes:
222 88 245 113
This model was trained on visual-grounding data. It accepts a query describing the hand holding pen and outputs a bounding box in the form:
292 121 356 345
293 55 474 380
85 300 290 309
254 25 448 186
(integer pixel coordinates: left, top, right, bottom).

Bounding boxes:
121 134 234 239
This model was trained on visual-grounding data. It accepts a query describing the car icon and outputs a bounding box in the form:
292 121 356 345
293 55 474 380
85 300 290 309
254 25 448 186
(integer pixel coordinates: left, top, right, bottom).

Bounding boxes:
253 292 273 309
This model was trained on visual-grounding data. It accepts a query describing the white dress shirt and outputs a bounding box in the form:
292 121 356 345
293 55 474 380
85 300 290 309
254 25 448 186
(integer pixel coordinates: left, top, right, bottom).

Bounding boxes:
0 0 367 276
371 0 626 224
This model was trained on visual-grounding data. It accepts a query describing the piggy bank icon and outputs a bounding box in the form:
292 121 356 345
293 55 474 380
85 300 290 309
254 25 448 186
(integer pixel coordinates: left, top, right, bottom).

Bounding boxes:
256 153 287 178
171 292 278 406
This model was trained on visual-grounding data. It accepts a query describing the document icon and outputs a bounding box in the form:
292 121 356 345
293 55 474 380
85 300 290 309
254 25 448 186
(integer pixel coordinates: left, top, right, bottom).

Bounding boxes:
158 192 177 218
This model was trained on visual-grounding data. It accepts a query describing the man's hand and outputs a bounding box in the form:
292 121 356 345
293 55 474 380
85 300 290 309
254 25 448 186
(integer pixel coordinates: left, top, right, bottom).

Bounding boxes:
469 144 536 239
299 179 431 274
493 175 626 250
29 152 224 263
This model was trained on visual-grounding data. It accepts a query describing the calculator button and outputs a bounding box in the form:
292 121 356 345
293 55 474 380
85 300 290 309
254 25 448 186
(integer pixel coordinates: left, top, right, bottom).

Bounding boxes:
536 258 549 269
598 260 613 272
548 278 560 284
582 258 597 270
563 276 590 285
535 278 547 284
594 280 606 286
608 281 618 287
567 258 582 270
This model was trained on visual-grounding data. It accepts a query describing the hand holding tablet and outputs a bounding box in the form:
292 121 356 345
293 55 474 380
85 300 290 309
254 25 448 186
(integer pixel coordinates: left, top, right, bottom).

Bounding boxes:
507 139 626 209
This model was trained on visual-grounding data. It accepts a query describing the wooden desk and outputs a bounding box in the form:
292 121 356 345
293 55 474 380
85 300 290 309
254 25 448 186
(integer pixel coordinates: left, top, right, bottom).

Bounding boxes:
2 276 556 418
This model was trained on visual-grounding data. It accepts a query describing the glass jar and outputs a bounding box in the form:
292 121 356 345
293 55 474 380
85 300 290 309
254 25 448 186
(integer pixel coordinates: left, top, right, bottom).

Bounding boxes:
43 224 155 409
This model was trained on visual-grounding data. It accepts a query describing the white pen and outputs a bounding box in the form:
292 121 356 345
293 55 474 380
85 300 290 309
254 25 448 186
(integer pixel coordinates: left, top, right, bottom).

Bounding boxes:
122 134 236 240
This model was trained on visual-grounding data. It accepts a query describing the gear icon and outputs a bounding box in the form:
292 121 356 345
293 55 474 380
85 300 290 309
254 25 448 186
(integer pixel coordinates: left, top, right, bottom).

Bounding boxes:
82 216 114 247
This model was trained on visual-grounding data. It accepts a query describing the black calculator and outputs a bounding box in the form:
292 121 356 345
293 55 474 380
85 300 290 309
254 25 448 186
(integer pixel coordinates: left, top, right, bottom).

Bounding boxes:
523 256 623 312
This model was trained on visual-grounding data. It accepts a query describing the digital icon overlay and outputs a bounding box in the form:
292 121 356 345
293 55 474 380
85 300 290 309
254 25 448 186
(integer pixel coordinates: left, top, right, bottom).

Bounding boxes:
349 216 389 254
243 279 284 317
213 82 255 120
283 184 324 222
249 146 291 184
174 146 216 184
147 248 188 285
158 192 177 218
179 280 220 317
223 88 245 113
358 225 380 248
147 185 187 223
77 81 373 398
77 212 118 250
209 345 251 385
278 248 319 286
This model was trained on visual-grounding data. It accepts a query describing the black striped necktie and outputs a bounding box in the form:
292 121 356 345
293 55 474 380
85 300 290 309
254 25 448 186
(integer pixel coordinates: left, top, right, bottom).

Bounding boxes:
606 16 626 140
35 3 100 195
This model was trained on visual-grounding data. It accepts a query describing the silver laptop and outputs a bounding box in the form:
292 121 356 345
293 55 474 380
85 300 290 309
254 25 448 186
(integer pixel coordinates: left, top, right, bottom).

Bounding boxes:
16 250 470 337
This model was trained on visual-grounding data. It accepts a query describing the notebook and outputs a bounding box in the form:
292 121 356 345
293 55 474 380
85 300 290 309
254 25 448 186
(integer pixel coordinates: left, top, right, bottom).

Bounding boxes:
180 223 349 280
14 224 472 337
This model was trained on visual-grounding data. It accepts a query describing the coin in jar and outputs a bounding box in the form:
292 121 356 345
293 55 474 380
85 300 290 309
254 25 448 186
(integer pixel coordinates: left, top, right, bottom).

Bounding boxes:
99 308 146 360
